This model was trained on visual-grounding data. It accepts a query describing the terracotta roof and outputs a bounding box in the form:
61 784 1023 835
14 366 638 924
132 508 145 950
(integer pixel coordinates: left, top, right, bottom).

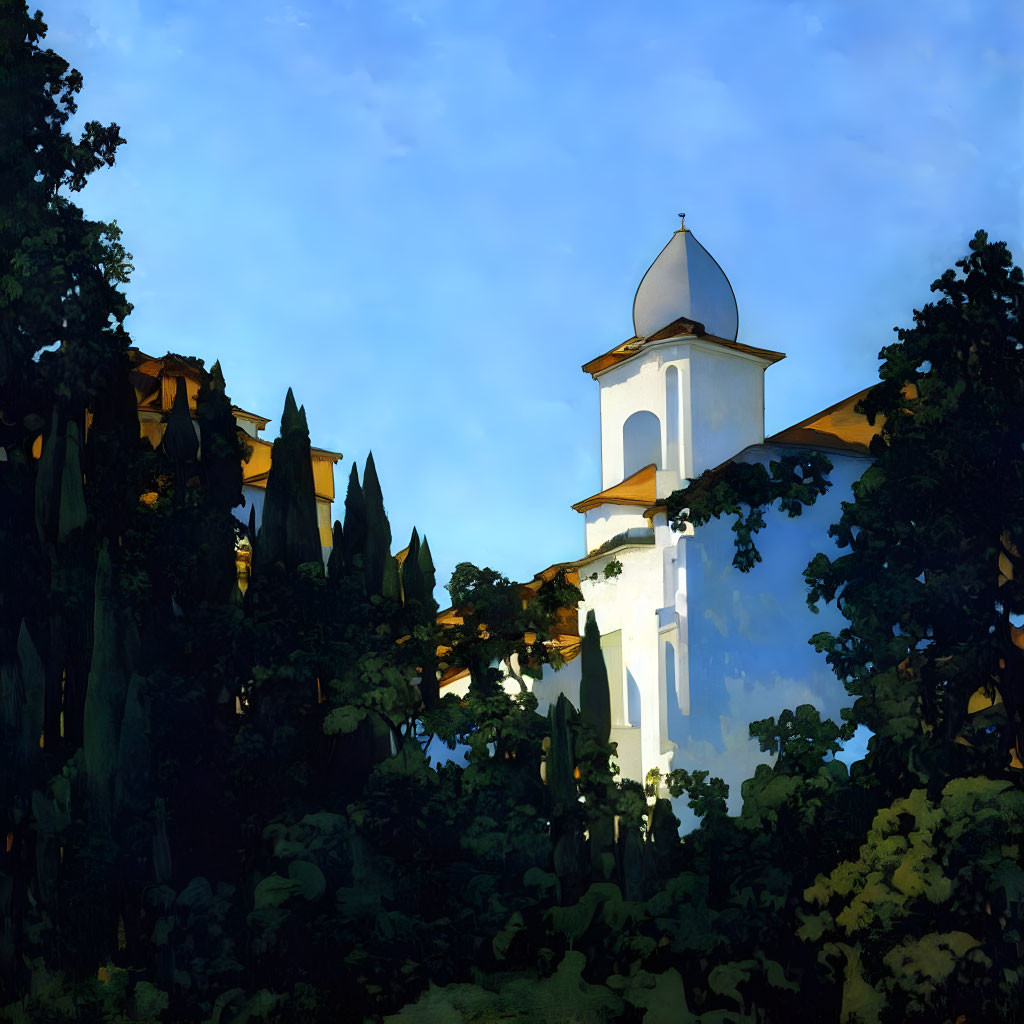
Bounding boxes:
129 349 207 381
582 317 786 379
767 385 878 454
572 463 657 514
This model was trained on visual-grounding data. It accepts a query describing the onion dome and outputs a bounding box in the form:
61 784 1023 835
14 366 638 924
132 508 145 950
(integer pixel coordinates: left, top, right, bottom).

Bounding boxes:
632 215 738 342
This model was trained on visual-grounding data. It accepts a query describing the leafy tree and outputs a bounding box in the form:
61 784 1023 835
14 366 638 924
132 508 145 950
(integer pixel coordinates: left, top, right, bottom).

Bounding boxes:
801 777 1024 1023
9 12 1024 1016
805 230 1024 792
667 451 834 572
441 563 581 696
0 1 132 440
0 0 141 1004
649 231 1024 1022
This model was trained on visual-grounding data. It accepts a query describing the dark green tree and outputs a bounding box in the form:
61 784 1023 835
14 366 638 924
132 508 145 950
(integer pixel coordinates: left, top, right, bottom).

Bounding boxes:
579 610 610 745
196 361 243 513
0 1 132 444
194 361 245 601
0 2 138 1003
163 376 198 505
400 527 425 607
253 389 321 574
340 463 366 577
361 452 391 596
806 230 1024 791
666 450 834 572
418 534 436 598
325 518 344 580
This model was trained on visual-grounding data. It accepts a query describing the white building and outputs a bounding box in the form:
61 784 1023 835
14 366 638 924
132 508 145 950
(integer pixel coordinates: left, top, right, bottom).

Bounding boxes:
447 217 877 820
555 217 874 806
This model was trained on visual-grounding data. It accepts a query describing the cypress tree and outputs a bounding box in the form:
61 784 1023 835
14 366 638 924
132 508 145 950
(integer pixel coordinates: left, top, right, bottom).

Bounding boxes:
34 406 63 548
579 609 611 745
289 401 322 568
254 388 321 572
163 376 198 505
579 610 615 878
411 533 441 707
32 408 70 748
362 452 391 597
326 519 344 580
548 694 584 901
418 534 437 606
341 463 366 576
57 420 88 543
85 354 143 542
10 621 45 772
401 528 425 607
194 362 244 601
196 361 243 514
82 543 130 829
382 554 402 603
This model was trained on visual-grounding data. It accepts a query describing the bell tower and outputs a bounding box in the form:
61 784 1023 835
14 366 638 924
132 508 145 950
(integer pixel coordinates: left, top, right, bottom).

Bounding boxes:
582 216 783 499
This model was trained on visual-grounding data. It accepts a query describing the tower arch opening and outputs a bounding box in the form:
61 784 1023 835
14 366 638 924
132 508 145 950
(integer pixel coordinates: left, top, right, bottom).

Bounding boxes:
622 410 662 478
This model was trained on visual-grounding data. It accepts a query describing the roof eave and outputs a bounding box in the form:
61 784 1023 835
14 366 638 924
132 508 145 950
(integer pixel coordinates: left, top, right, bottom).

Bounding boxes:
582 321 785 380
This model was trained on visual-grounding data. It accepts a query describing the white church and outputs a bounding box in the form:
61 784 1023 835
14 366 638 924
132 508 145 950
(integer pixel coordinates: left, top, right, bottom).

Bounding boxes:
449 216 877 817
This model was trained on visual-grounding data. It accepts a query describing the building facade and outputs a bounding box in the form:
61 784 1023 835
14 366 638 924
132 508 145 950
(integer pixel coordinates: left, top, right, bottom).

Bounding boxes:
451 219 880 819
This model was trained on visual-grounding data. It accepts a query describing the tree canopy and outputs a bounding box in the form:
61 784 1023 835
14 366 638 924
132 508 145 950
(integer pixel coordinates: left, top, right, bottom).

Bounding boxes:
2 7 1023 1020
805 231 1024 791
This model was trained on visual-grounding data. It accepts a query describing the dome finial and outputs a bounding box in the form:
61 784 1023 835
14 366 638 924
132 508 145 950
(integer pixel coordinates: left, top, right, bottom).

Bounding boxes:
677 212 686 231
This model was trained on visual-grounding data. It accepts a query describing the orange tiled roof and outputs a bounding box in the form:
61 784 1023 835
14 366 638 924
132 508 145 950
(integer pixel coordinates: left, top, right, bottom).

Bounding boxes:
582 317 786 379
572 463 657 514
767 386 878 454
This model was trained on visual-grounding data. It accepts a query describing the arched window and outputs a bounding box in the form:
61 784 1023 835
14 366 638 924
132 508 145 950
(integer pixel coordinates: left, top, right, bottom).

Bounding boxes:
622 410 661 478
665 366 680 473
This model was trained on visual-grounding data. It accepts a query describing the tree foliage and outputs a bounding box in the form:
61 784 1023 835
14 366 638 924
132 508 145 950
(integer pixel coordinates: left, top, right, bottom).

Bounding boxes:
3 13 1024 1020
666 451 834 571
805 231 1024 793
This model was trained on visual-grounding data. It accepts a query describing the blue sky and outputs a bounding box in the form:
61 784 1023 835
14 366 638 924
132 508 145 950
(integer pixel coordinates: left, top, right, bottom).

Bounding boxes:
40 0 1023 596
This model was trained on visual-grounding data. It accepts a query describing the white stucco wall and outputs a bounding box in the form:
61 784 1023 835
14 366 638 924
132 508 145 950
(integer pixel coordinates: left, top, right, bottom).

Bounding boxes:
435 442 869 839
667 445 870 830
598 354 666 489
687 345 766 477
583 505 651 553
577 542 673 783
596 337 770 490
